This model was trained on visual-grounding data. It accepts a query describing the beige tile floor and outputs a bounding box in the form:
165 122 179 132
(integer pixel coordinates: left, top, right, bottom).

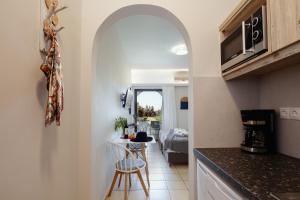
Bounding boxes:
107 143 189 200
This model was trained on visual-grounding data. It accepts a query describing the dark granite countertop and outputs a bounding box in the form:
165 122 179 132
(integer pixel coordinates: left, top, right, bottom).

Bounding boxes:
194 148 300 200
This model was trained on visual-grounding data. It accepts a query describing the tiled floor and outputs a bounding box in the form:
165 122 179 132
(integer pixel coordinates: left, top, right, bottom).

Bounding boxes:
107 143 189 200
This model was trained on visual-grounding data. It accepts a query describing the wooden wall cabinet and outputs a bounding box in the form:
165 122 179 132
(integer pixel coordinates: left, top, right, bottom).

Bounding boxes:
270 0 300 51
221 0 300 80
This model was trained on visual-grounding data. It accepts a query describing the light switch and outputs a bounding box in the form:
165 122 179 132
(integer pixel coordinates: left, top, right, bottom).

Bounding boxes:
290 107 300 120
280 108 290 119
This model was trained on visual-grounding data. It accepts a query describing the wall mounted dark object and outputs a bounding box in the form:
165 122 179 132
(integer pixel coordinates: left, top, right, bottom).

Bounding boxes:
180 97 188 110
120 93 126 108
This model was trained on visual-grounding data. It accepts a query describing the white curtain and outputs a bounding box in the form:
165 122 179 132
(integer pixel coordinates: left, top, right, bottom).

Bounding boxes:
161 86 177 131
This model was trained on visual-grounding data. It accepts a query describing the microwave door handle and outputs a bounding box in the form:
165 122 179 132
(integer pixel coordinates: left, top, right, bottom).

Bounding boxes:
242 21 247 55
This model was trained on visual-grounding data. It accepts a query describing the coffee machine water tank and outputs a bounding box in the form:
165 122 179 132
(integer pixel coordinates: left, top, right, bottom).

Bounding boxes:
240 110 276 153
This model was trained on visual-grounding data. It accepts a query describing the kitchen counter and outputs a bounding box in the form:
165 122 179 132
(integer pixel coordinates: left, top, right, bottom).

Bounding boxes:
194 148 300 200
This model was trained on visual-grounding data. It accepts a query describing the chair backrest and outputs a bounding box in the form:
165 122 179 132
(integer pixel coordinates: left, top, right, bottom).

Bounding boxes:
151 121 160 129
138 121 149 132
108 141 143 172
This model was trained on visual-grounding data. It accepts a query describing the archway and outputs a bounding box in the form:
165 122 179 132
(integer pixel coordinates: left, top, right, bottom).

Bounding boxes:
91 4 193 200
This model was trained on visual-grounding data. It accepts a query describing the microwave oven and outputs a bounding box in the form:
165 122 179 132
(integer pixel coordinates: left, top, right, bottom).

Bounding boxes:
221 6 268 72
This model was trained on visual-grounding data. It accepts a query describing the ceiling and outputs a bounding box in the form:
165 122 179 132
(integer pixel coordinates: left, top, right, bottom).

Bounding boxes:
113 15 188 69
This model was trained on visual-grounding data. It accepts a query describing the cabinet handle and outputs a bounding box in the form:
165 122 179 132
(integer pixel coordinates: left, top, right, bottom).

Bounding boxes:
242 21 247 55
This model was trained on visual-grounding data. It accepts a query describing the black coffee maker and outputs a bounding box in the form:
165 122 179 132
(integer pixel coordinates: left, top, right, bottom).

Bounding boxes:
240 110 276 153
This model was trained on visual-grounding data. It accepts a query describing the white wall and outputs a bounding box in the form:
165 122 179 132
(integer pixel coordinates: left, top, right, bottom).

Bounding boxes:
0 0 82 200
193 77 260 147
132 69 188 84
175 86 189 130
0 1 264 200
78 1 264 200
92 24 132 200
259 64 300 159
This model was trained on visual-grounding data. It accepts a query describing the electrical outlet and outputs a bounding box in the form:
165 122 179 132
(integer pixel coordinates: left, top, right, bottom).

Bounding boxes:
290 107 300 120
280 107 290 119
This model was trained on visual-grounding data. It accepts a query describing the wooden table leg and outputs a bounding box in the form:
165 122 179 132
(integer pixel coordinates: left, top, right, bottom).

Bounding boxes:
129 174 132 187
141 144 150 188
126 144 129 159
107 171 119 197
124 173 128 200
137 170 149 196
118 173 123 188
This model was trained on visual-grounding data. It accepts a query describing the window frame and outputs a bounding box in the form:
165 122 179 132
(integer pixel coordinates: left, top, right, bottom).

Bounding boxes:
134 89 162 123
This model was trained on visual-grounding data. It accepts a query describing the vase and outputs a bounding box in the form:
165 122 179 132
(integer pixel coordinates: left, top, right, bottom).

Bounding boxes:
123 127 128 139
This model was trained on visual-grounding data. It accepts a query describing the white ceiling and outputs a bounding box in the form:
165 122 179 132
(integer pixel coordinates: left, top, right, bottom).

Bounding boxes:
113 15 188 69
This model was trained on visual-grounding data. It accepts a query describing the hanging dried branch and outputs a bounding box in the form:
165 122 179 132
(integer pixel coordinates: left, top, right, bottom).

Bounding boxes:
55 26 65 33
39 0 67 127
46 5 68 20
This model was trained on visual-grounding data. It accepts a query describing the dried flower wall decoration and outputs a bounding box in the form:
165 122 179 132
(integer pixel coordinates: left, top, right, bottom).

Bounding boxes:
39 0 67 126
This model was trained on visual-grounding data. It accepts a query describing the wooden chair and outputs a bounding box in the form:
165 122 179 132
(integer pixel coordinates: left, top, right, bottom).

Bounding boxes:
150 121 160 141
106 142 149 200
127 143 150 188
137 121 149 133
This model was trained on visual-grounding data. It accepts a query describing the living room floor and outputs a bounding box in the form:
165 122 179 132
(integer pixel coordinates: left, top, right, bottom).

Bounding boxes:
108 143 189 200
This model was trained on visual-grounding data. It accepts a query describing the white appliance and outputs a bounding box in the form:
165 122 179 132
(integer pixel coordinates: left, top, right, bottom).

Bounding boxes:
197 160 245 200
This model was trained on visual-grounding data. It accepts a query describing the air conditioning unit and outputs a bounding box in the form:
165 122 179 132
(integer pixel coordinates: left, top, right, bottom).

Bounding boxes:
174 71 188 82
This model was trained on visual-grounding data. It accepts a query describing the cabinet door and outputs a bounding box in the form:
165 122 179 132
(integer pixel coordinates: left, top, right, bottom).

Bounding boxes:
197 161 245 200
206 178 233 200
197 162 208 200
270 0 300 51
206 172 242 200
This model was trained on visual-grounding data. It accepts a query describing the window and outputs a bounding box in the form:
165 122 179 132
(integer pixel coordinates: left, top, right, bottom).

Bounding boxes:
134 89 162 123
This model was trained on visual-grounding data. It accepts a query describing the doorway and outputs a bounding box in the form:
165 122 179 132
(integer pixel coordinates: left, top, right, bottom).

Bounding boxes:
134 89 162 140
91 4 193 200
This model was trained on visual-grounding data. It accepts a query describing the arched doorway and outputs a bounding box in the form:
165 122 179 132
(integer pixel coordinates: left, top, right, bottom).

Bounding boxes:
91 4 193 200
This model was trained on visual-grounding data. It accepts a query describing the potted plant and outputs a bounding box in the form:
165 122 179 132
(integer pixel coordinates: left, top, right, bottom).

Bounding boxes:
114 117 128 138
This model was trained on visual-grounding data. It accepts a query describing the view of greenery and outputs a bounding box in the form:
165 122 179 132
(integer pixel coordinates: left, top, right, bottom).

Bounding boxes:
137 103 161 122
